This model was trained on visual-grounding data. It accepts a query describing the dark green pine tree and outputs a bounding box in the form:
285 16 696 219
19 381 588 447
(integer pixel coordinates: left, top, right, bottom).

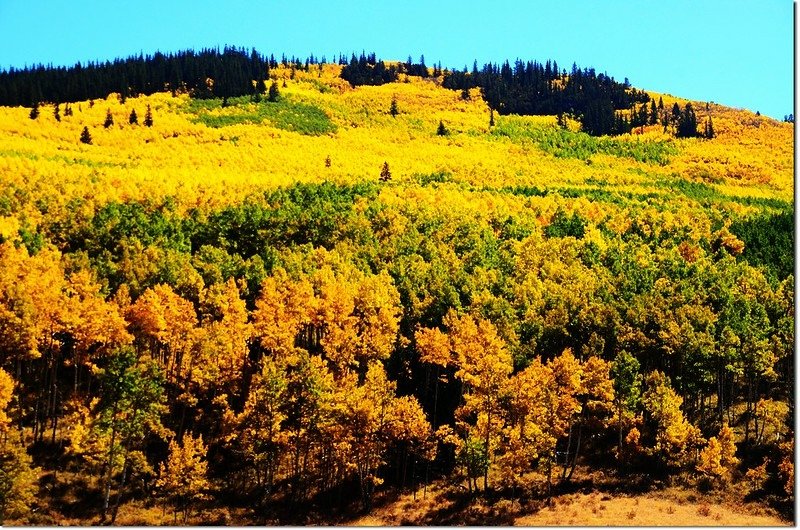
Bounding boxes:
676 103 698 138
268 81 280 102
461 87 470 100
437 120 448 136
649 99 658 125
144 104 153 127
489 108 495 127
380 161 392 182
389 96 398 117
53 103 60 122
80 126 92 144
129 108 138 125
103 108 114 128
704 116 715 139
29 102 39 120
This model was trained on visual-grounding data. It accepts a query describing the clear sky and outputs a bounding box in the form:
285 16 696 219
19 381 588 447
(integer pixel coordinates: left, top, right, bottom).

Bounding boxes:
0 0 793 119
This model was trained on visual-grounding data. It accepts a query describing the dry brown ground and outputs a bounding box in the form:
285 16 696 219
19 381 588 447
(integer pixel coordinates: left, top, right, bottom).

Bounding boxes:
348 483 790 527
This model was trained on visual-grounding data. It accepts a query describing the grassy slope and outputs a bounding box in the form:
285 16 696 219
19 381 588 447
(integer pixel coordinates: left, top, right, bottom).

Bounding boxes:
346 480 790 527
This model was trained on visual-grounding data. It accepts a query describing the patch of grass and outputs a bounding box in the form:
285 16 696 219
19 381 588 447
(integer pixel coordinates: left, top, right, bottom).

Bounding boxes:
184 95 337 135
491 117 677 165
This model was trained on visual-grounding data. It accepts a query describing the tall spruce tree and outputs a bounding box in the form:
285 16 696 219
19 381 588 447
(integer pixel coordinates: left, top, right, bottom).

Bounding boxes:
80 126 92 144
268 81 280 102
29 102 39 120
103 109 114 128
144 105 153 127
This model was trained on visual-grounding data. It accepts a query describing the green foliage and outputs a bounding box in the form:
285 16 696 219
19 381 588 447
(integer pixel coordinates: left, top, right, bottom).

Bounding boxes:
491 118 677 165
611 351 642 413
544 208 586 239
184 95 336 135
456 436 489 481
731 211 794 281
415 171 453 186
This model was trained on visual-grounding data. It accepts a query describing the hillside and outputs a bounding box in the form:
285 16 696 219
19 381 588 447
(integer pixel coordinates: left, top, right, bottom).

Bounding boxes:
0 59 793 525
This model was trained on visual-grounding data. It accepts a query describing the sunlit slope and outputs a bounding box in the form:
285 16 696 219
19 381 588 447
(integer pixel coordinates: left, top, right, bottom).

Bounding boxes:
0 63 791 236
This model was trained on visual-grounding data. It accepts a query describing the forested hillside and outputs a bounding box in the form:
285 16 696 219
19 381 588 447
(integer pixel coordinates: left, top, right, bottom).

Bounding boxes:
0 49 793 525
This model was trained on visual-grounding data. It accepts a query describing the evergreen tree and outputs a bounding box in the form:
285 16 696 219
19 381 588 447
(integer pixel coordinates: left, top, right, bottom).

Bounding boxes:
103 108 114 128
489 108 495 127
255 78 267 94
704 116 715 139
268 81 280 102
80 126 92 145
649 99 658 125
380 161 391 182
29 102 39 120
676 103 698 138
389 96 398 117
324 155 331 168
129 109 138 125
144 105 153 127
461 87 470 100
437 120 448 136
53 103 60 122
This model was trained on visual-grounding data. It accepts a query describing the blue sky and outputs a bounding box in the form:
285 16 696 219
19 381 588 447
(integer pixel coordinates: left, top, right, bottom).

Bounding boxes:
0 0 793 119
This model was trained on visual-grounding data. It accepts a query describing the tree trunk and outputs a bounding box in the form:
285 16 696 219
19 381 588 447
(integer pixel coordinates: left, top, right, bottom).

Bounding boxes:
102 421 119 520
110 456 129 524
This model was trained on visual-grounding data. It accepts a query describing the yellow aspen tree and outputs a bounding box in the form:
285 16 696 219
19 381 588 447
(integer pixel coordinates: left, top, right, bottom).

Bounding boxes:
234 356 288 499
352 270 401 366
251 268 315 363
198 278 251 391
313 268 359 376
0 368 13 431
62 269 132 392
156 433 211 524
0 430 38 525
753 398 789 445
418 310 512 491
127 284 199 387
642 371 703 469
561 355 615 480
778 440 794 497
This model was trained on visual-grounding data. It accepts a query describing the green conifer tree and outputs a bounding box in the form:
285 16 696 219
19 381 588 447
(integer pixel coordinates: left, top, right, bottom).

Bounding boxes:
380 161 391 182
103 109 114 128
80 126 92 145
268 81 280 102
129 109 138 125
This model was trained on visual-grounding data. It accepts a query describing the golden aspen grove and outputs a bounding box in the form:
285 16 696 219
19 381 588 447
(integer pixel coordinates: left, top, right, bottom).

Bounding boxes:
0 49 793 525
